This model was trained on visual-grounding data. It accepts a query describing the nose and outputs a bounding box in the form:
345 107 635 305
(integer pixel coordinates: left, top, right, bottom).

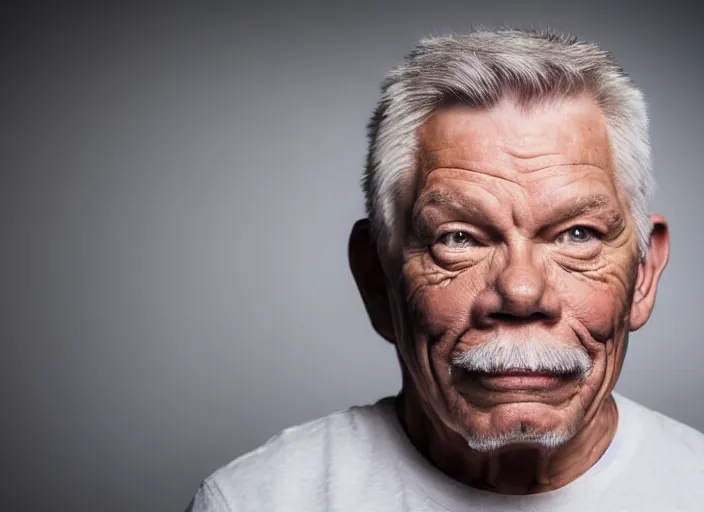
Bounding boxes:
472 246 561 327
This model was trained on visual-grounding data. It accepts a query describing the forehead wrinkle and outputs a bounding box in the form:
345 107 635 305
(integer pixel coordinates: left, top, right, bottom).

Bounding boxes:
422 151 611 188
512 161 609 175
418 96 614 181
421 164 524 189
502 147 564 160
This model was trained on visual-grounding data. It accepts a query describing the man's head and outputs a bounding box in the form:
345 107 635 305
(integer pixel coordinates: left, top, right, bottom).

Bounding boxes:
349 29 669 453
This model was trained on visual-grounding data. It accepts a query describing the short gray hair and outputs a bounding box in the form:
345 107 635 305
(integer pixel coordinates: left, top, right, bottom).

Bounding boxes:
363 28 654 258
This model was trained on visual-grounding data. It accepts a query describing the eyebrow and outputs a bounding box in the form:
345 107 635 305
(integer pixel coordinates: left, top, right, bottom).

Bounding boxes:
412 190 488 239
412 191 626 238
547 194 626 233
414 190 483 216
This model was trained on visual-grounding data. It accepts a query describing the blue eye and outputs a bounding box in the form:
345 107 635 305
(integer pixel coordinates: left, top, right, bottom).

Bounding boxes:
565 226 594 243
439 230 477 248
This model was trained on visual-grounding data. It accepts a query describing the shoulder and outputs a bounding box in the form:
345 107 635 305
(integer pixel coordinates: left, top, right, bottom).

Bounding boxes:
616 392 704 459
607 393 704 508
191 398 398 511
614 394 704 450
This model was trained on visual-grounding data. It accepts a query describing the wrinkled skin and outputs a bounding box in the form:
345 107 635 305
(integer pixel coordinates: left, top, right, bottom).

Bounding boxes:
349 94 670 493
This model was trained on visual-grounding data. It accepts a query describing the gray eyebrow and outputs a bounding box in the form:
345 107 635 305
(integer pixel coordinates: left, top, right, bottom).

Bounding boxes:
549 194 625 233
411 190 486 239
413 190 483 216
412 191 625 239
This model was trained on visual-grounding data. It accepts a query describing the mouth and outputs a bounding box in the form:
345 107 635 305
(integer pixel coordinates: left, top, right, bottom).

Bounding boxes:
475 370 572 391
454 368 582 393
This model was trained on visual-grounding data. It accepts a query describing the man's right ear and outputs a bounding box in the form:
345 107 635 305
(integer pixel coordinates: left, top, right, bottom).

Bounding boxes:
348 219 396 343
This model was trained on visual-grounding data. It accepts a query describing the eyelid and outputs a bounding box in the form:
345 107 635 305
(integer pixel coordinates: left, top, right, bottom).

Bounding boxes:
567 225 601 236
537 214 608 239
555 224 603 239
433 221 487 239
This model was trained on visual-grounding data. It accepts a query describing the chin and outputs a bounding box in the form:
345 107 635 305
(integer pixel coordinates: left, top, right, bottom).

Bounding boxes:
447 390 585 453
465 429 575 452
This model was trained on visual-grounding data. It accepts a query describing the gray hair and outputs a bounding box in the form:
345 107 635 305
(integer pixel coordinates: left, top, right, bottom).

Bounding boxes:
465 428 576 453
363 28 654 258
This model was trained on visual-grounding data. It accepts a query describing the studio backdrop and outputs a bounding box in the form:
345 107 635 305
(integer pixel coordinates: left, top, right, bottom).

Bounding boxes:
2 1 702 511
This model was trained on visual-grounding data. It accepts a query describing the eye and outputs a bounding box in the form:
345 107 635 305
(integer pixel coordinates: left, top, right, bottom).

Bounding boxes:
560 226 597 244
437 230 477 249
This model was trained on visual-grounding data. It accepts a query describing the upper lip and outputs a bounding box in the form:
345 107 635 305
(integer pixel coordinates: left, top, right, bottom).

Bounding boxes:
481 369 562 377
450 367 584 386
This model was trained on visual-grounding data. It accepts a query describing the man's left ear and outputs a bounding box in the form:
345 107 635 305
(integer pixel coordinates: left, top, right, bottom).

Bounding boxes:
629 214 670 331
348 219 396 343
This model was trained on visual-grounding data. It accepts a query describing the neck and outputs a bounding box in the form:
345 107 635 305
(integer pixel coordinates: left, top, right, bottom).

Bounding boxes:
396 385 618 494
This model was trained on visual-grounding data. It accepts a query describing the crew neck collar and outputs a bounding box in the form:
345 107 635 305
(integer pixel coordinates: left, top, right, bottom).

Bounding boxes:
371 392 640 511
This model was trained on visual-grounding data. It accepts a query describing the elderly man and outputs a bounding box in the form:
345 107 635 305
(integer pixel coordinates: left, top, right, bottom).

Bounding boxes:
188 28 704 511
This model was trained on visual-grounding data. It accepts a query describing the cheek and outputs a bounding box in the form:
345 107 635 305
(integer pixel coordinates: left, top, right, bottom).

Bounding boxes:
556 271 631 344
406 272 480 339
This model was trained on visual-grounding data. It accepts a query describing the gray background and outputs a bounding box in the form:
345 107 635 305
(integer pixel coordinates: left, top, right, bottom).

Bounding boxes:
2 1 702 510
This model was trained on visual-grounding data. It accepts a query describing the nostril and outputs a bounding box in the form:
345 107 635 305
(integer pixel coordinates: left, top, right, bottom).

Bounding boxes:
487 312 551 324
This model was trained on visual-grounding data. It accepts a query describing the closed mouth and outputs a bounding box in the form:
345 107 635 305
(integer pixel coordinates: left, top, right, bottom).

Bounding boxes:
455 368 581 392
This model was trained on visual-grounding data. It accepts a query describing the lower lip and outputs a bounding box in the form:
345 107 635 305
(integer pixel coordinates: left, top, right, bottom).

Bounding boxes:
476 373 566 391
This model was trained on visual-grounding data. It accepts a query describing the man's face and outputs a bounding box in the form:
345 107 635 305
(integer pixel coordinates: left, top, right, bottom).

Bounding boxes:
390 95 642 447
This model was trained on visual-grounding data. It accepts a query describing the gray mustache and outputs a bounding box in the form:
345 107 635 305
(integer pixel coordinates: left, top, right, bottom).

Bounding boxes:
452 338 592 377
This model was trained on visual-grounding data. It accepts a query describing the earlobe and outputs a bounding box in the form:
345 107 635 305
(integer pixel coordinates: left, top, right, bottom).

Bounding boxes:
629 215 670 331
348 219 397 343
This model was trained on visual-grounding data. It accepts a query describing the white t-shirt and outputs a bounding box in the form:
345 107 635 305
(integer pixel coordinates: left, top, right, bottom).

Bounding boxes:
188 393 704 511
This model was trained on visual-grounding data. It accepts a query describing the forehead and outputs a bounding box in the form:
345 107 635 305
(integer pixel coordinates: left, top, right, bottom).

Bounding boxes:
416 94 615 188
